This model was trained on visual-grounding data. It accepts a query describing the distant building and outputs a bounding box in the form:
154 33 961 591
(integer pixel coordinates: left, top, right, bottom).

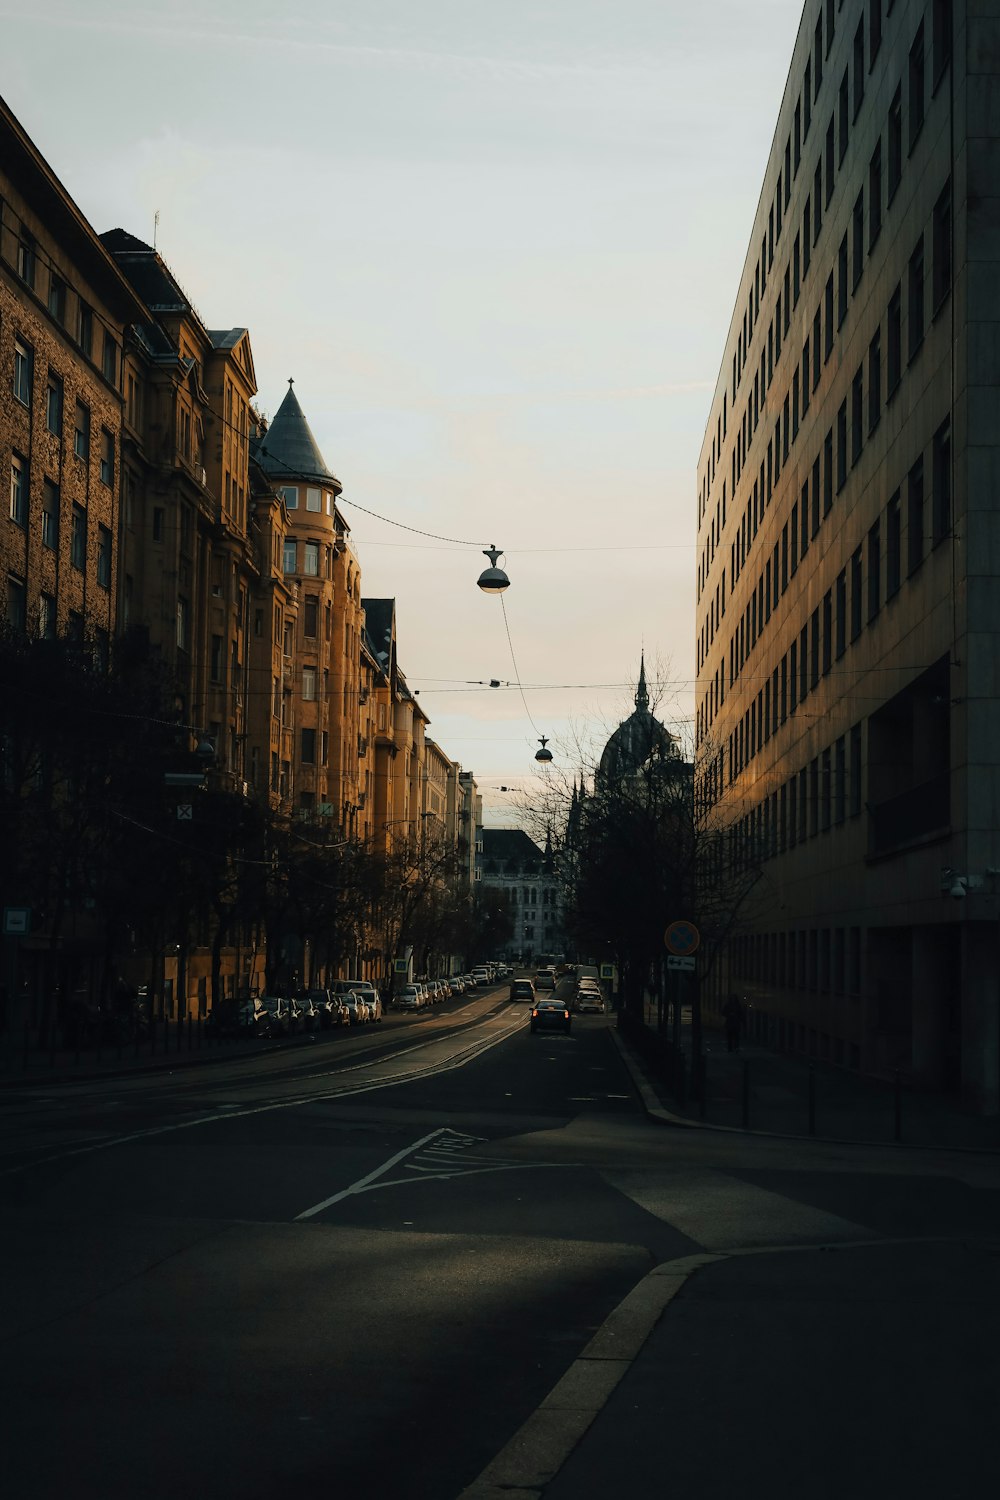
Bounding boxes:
478 828 562 963
694 2 1000 1109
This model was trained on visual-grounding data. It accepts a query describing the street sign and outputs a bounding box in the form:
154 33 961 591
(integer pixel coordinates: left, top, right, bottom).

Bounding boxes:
599 963 614 980
664 920 700 955
393 958 409 973
667 955 696 972
176 804 193 821
3 907 31 936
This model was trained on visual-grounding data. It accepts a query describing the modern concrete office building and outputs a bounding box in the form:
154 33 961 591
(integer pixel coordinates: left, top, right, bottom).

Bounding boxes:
695 1 1000 1109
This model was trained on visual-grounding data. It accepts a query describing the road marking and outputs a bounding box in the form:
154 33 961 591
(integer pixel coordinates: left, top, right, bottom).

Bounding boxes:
0 1009 529 1178
295 1127 446 1219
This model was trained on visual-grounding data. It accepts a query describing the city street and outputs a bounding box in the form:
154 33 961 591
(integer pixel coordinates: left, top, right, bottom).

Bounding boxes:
2 978 999 1499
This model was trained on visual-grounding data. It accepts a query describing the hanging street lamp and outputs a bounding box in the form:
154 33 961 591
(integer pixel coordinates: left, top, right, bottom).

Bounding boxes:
477 545 510 594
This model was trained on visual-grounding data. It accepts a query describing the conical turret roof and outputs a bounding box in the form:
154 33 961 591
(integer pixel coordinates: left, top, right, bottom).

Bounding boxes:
257 380 340 489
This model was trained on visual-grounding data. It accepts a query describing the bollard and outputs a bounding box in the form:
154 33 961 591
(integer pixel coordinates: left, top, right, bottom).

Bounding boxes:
808 1062 816 1136
893 1068 902 1142
742 1059 750 1129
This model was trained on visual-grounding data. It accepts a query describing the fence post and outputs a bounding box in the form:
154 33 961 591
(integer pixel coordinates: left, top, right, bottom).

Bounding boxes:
893 1068 902 1142
808 1062 816 1136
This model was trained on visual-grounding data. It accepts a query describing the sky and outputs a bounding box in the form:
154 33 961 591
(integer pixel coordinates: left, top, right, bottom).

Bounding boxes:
3 0 805 828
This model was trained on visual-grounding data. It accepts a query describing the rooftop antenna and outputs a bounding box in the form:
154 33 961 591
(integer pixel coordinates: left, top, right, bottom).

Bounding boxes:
153 209 160 249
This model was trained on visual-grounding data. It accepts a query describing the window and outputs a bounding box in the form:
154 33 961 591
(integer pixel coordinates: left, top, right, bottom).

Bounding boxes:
837 401 848 489
48 274 67 324
301 728 316 765
933 0 953 89
303 541 319 577
838 235 849 325
303 597 318 637
838 69 849 163
823 591 833 674
302 667 317 702
851 367 864 464
13 339 32 404
849 725 863 819
99 429 114 487
813 309 822 388
794 234 801 304
126 372 142 429
888 86 902 200
869 140 882 248
870 0 882 64
102 333 118 385
9 454 27 526
867 519 881 621
825 118 835 204
46 372 63 434
814 161 823 240
306 487 322 512
887 491 901 597
825 273 834 358
909 23 925 150
851 548 863 640
908 458 925 575
908 236 925 360
16 234 35 287
933 178 952 310
853 22 865 118
6 576 26 634
283 539 297 574
803 201 811 276
794 102 802 172
152 506 165 543
853 191 864 287
74 400 90 460
826 0 835 54
42 479 59 549
802 339 810 418
77 301 93 356
785 139 791 203
281 485 298 509
39 591 56 641
836 569 847 657
887 284 902 393
97 525 112 589
811 608 821 688
868 329 881 432
932 419 951 545
71 503 87 570
821 747 832 830
804 62 812 135
815 15 824 92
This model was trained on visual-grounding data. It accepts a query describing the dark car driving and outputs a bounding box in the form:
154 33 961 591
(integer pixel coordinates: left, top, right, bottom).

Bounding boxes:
529 998 572 1034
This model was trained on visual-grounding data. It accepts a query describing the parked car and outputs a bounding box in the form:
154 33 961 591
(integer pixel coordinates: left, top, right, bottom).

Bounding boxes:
510 978 536 1003
398 984 425 1010
364 991 383 1022
341 992 370 1024
301 990 338 1029
471 967 491 987
295 994 320 1031
530 998 572 1034
351 981 382 1014
205 997 271 1039
258 996 301 1035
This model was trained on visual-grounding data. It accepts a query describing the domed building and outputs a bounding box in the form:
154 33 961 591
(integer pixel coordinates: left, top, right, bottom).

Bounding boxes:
595 656 683 791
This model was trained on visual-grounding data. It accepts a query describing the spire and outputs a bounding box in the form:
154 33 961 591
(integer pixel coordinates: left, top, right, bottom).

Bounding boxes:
257 381 340 489
635 652 649 712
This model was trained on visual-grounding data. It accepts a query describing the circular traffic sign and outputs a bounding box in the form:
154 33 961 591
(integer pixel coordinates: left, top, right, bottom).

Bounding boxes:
664 920 700 955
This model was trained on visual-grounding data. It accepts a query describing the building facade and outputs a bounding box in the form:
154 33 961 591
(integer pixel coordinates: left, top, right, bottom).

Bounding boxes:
695 1 1000 1108
478 828 562 963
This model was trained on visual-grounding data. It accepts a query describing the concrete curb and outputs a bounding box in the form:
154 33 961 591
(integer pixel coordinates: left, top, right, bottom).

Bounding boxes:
609 1027 1000 1156
455 1254 723 1500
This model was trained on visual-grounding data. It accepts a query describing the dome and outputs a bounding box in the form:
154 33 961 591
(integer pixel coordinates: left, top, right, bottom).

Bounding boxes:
597 656 679 784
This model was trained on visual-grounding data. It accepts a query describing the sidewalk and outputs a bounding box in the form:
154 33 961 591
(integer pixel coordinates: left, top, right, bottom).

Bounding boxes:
615 1015 1000 1152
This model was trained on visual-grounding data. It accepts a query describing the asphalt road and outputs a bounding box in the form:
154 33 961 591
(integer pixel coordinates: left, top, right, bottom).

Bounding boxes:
2 977 999 1499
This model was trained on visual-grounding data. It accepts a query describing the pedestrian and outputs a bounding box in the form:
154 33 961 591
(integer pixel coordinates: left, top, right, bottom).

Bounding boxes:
722 993 745 1053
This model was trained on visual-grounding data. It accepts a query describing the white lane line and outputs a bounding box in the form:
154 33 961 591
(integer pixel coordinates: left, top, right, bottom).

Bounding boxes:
295 1128 446 1219
0 1010 528 1179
